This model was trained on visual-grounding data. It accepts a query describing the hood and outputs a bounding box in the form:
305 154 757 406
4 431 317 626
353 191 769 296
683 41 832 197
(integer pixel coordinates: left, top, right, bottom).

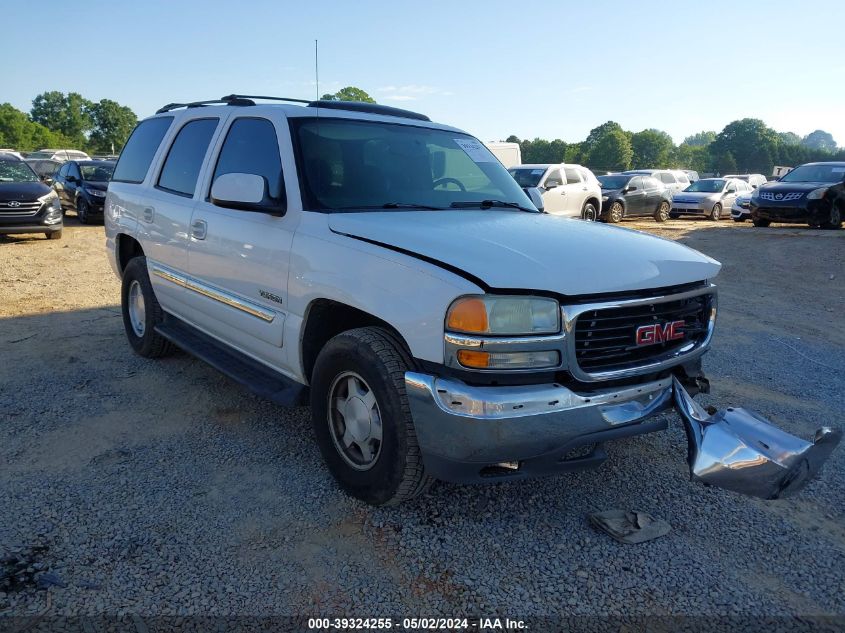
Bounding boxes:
758 180 833 193
0 181 52 201
329 210 721 296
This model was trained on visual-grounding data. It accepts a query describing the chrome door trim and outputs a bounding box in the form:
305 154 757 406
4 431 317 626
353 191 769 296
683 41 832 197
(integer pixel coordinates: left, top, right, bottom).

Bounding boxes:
150 263 276 323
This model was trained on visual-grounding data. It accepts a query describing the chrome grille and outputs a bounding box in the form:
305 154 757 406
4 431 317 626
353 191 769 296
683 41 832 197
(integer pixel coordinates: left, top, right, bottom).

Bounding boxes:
0 200 42 216
571 291 714 376
760 192 802 202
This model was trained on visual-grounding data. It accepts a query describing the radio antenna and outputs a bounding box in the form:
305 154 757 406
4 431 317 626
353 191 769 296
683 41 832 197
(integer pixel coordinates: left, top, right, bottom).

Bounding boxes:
315 39 319 101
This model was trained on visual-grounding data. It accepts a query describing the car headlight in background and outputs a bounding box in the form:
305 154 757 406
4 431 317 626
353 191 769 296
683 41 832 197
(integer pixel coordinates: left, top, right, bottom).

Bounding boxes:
807 188 828 200
447 296 560 335
38 190 61 212
85 188 107 198
602 195 609 201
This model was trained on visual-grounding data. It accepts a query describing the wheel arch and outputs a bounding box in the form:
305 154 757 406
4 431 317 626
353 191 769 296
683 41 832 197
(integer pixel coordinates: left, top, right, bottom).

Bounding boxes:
300 299 413 383
116 233 145 277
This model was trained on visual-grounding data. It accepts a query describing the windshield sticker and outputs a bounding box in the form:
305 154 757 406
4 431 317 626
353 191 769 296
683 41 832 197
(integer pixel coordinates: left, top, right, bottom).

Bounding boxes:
531 169 544 175
832 167 845 173
454 138 494 162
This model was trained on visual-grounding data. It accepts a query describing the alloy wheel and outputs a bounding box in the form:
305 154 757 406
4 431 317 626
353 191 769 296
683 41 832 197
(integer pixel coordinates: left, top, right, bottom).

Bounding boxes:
328 371 383 470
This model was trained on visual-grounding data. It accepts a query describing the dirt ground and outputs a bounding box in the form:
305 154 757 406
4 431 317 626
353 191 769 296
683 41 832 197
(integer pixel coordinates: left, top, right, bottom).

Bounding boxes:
1 214 844 620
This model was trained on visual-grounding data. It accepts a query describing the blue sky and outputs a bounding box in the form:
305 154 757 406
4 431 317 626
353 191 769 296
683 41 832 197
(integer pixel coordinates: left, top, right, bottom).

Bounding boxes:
4 0 845 146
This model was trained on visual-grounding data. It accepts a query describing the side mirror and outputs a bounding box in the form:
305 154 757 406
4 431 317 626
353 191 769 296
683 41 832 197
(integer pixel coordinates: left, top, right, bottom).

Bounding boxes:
523 187 545 213
211 173 285 215
42 176 54 185
625 186 637 192
544 182 559 190
752 184 758 189
65 175 77 183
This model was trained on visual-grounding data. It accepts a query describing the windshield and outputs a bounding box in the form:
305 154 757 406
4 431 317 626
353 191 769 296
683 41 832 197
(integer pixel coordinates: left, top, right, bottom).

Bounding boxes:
724 174 749 181
780 164 845 184
597 175 630 190
0 161 38 183
292 118 536 212
685 179 725 193
80 163 114 182
508 167 546 188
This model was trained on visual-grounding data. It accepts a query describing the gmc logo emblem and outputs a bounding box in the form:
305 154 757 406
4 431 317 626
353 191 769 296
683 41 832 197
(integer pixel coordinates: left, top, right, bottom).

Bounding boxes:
635 320 686 346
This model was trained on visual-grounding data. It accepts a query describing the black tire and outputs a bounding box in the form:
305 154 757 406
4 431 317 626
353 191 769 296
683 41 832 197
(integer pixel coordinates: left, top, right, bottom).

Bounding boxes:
46 230 62 240
310 327 433 506
733 218 745 222
669 213 680 219
654 201 670 222
708 203 722 221
120 256 175 358
821 205 842 230
752 218 771 227
77 198 90 225
581 200 599 221
605 201 624 223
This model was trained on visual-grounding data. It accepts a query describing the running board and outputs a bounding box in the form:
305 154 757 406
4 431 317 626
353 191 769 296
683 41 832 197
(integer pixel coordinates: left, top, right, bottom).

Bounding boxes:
155 316 308 406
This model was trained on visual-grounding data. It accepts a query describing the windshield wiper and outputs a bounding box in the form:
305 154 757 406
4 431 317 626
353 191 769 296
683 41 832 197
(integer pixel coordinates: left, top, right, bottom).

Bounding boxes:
332 202 447 211
449 199 537 213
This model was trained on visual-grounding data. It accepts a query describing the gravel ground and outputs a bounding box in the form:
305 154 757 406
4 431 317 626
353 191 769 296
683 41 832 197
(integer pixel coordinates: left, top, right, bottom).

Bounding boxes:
1 216 844 624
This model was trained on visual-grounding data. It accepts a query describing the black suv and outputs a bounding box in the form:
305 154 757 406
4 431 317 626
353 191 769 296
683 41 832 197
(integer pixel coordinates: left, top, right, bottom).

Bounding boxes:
750 162 844 229
597 174 673 223
0 154 63 239
52 160 115 224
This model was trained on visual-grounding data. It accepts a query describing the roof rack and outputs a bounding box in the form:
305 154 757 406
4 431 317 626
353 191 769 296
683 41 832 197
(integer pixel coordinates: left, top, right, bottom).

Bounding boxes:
155 95 431 122
306 100 430 122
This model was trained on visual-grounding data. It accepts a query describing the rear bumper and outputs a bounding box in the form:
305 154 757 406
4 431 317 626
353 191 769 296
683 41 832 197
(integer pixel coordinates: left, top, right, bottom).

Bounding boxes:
405 372 676 483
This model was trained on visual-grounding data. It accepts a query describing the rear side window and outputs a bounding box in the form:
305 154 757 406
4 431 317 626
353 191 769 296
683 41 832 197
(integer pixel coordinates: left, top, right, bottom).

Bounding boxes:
564 167 582 184
212 118 284 201
659 172 676 184
112 117 174 184
157 118 219 197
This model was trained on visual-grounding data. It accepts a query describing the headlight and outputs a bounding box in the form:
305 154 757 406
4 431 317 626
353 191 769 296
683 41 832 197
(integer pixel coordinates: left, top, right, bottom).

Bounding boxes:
38 190 61 211
807 188 827 200
446 296 560 335
85 188 106 198
601 195 609 201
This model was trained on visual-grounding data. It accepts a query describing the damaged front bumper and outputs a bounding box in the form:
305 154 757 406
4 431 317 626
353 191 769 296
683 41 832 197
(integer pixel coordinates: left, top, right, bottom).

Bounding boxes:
405 371 840 498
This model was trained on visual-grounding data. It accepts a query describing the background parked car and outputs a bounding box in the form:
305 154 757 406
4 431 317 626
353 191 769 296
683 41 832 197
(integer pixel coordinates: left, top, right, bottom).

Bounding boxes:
724 173 767 189
508 163 602 218
52 160 115 224
26 148 91 161
0 149 25 160
682 170 700 182
597 173 673 222
24 158 62 184
750 161 845 229
0 154 63 239
624 169 690 195
670 177 751 220
731 193 753 221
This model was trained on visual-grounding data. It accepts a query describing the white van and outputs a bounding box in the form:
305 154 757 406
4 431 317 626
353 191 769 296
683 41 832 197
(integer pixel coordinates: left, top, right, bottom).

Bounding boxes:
483 142 521 168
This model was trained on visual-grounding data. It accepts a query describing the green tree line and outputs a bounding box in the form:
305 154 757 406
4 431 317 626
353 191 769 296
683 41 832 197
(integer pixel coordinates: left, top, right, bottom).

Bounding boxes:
0 91 137 154
507 120 845 175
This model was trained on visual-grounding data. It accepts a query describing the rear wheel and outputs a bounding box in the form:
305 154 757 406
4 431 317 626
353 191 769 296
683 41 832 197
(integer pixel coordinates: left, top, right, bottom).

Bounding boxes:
752 218 771 228
606 201 624 223
708 203 722 221
654 201 670 222
821 206 842 230
581 200 599 221
120 256 175 358
77 198 90 225
310 327 433 506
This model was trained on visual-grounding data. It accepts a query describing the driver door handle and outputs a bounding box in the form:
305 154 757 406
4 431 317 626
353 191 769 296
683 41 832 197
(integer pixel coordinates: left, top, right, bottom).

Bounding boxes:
191 219 207 240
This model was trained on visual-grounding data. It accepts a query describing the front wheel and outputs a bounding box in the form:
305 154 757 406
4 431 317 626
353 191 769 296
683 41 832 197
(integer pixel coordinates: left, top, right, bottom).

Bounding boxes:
654 201 670 222
752 218 771 227
77 198 90 224
821 206 842 230
121 256 175 358
709 203 722 221
605 201 624 223
310 327 433 506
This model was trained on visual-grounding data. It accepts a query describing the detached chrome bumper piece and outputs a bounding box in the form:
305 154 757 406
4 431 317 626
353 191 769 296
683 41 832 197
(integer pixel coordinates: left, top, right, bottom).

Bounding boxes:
673 377 841 500
405 371 841 497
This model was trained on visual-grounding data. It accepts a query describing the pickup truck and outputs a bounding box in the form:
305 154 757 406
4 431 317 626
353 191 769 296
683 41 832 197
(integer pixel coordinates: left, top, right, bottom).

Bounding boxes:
105 95 839 505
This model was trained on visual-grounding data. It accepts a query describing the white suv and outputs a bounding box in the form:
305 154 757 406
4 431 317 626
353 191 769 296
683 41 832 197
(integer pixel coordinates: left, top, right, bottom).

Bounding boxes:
105 95 730 505
508 163 602 218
